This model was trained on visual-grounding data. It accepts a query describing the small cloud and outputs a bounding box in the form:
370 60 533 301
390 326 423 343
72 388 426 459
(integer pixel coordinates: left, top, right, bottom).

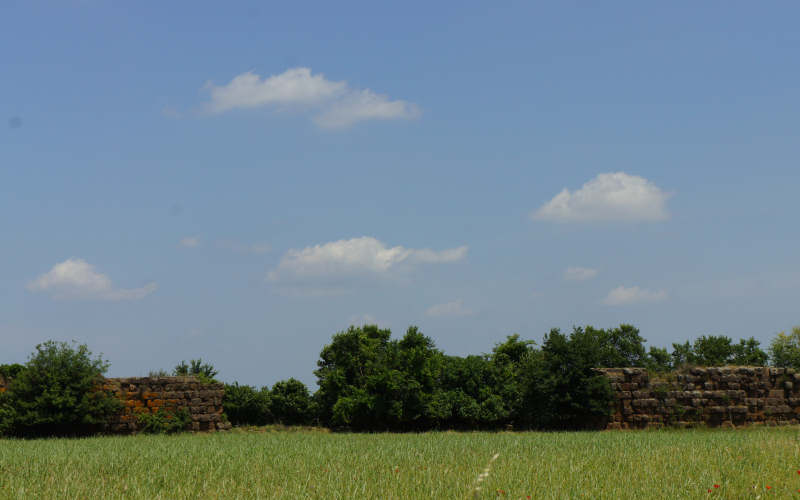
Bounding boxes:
425 299 473 318
268 236 467 283
27 258 157 301
603 285 667 306
203 67 419 128
205 67 346 113
313 89 420 129
532 172 671 222
564 266 598 281
180 236 200 248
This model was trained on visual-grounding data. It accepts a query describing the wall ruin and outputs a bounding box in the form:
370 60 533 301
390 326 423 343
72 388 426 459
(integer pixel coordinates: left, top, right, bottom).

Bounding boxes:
104 377 231 433
600 366 800 429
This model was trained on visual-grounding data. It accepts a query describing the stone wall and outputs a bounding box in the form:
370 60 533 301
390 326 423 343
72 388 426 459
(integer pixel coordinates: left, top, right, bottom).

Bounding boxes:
104 377 230 433
600 367 800 429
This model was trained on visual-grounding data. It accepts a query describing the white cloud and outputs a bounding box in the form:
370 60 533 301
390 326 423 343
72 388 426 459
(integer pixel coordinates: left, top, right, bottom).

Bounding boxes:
27 258 157 301
204 67 419 128
268 236 467 282
425 299 473 318
180 236 200 248
603 285 667 306
313 89 420 129
205 67 346 113
564 266 598 281
532 172 671 222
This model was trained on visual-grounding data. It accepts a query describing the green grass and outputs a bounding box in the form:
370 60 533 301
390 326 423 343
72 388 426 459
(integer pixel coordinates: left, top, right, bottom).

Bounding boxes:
1 427 800 499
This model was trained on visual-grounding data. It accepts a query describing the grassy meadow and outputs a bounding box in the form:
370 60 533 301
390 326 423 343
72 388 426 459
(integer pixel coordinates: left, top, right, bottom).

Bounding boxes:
1 427 800 499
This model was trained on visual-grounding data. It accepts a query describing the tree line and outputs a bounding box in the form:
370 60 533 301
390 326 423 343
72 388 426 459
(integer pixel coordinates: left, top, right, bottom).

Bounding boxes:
223 324 800 431
2 326 800 436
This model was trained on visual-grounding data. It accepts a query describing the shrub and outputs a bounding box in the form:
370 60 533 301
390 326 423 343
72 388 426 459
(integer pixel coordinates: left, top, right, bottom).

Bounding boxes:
671 335 768 367
3 341 121 437
0 363 25 381
646 347 672 372
731 337 768 365
137 408 191 434
769 327 800 369
270 378 313 426
173 359 218 383
223 383 272 426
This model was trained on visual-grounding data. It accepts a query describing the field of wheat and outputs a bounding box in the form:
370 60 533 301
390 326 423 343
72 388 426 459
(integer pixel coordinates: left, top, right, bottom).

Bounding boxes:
1 426 799 499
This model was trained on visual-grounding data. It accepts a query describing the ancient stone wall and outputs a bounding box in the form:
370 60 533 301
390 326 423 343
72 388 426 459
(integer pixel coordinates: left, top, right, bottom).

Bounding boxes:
600 367 800 429
104 377 230 433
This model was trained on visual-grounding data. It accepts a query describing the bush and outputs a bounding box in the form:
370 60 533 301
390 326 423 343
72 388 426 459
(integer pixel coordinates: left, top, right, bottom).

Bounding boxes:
137 408 191 434
223 383 272 426
671 336 768 367
769 327 800 369
270 378 314 426
0 363 25 381
3 341 122 437
173 359 218 383
646 347 672 372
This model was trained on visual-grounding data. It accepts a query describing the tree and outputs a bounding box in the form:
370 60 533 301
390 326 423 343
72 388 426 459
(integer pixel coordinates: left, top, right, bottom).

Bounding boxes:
223 383 272 426
4 341 121 437
692 335 735 365
591 324 648 368
645 346 672 372
671 341 696 367
525 328 614 430
270 378 313 425
769 327 800 368
730 337 768 366
313 324 394 428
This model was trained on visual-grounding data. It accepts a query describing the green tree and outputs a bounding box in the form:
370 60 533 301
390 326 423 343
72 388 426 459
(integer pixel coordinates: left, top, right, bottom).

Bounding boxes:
671 341 696 367
691 335 734 365
590 324 648 367
429 355 491 428
645 346 672 372
223 383 272 426
270 378 314 426
314 324 392 428
730 337 768 366
525 327 614 430
769 327 800 368
4 341 121 437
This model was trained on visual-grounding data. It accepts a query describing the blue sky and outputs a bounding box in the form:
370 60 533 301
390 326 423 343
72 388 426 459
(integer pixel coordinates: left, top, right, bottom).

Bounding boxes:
2 1 799 386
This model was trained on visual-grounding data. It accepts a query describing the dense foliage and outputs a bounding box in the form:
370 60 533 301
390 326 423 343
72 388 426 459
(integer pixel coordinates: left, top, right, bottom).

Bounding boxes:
136 408 192 434
0 341 121 437
768 327 800 368
0 324 792 436
223 378 315 426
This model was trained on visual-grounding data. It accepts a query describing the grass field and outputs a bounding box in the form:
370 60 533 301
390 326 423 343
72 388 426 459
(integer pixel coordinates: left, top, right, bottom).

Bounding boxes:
1 427 800 499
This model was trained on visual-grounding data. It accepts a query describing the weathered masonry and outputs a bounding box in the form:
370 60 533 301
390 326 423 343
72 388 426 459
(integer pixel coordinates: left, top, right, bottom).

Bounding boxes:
105 377 231 433
600 366 800 429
